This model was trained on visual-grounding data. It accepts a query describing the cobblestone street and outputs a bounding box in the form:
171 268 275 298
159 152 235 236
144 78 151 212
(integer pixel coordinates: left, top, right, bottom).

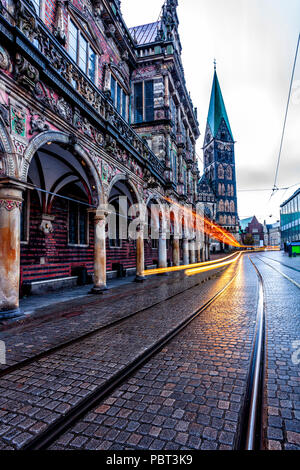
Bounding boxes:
0 252 299 452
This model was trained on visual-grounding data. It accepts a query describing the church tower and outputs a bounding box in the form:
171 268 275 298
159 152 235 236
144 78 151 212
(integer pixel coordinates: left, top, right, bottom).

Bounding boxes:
202 67 239 244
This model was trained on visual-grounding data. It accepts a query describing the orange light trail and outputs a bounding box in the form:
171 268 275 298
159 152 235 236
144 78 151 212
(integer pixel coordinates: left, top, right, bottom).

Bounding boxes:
142 251 239 277
163 196 242 248
184 252 243 276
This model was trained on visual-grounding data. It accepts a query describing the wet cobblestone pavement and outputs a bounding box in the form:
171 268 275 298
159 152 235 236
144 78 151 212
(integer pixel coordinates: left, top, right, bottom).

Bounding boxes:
48 255 258 450
0 251 299 451
0 268 223 371
0 263 237 449
252 255 300 451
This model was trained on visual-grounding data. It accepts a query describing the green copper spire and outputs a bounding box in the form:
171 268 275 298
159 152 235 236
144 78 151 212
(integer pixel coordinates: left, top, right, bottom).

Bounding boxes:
207 70 233 141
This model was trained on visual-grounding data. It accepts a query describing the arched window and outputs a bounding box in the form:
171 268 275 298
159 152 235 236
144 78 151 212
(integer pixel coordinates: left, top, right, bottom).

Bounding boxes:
230 201 235 212
232 216 235 224
226 166 232 180
227 215 231 225
225 200 230 212
223 215 227 224
219 199 224 212
218 183 222 195
218 165 224 179
222 184 226 196
219 215 224 224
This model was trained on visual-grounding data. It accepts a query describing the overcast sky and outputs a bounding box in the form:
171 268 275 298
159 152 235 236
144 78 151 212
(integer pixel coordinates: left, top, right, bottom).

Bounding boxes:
122 0 300 224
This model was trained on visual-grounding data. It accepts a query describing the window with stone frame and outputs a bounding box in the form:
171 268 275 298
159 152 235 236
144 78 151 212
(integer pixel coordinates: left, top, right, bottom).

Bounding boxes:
134 80 154 123
226 165 232 180
110 75 128 121
68 19 97 84
169 95 177 134
182 161 187 193
68 201 88 246
171 150 177 183
218 164 224 179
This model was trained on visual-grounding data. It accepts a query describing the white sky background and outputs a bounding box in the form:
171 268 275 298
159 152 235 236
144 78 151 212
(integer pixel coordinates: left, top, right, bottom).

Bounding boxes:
121 0 300 224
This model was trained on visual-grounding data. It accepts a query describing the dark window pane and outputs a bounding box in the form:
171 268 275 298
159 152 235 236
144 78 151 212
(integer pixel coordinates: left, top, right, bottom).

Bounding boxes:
79 208 87 245
88 47 96 83
111 76 116 105
117 84 121 113
134 82 143 123
122 91 127 120
145 80 154 121
69 202 77 244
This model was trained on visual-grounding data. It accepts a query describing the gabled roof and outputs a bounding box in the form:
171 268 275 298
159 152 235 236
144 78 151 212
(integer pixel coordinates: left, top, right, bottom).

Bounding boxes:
239 217 253 231
207 71 233 141
129 22 160 45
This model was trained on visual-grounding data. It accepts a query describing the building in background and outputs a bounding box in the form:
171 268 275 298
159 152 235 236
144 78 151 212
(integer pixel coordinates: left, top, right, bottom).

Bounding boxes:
200 68 239 252
280 187 300 254
264 221 281 247
240 216 265 246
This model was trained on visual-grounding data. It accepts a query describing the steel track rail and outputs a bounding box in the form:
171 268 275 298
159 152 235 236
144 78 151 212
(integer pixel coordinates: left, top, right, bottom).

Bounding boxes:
0 268 226 380
23 263 241 450
258 255 300 273
256 256 300 289
237 256 266 450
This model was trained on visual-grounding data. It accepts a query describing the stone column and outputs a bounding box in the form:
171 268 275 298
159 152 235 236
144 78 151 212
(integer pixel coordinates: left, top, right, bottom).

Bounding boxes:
90 210 108 294
0 178 25 318
197 245 202 263
135 228 145 282
190 240 196 264
183 237 189 265
172 238 180 266
158 230 167 269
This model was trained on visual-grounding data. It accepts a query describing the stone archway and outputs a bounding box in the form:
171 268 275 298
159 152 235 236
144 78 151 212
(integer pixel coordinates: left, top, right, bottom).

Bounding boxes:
21 131 103 207
107 174 142 206
18 131 106 297
106 174 145 280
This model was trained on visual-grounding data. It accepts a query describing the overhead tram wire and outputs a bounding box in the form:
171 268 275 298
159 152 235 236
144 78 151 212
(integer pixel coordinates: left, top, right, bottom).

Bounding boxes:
237 182 300 193
271 33 300 200
31 186 97 208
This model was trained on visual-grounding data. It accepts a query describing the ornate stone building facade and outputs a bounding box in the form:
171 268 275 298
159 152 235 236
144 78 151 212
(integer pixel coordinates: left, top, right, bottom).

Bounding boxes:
0 0 203 316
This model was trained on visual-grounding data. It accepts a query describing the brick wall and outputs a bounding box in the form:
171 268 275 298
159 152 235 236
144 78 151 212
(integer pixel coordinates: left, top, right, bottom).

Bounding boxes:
20 191 94 284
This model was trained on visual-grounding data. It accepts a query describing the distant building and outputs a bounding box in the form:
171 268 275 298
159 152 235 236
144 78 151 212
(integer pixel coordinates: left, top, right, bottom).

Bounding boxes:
264 221 281 247
280 188 300 252
240 216 265 246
